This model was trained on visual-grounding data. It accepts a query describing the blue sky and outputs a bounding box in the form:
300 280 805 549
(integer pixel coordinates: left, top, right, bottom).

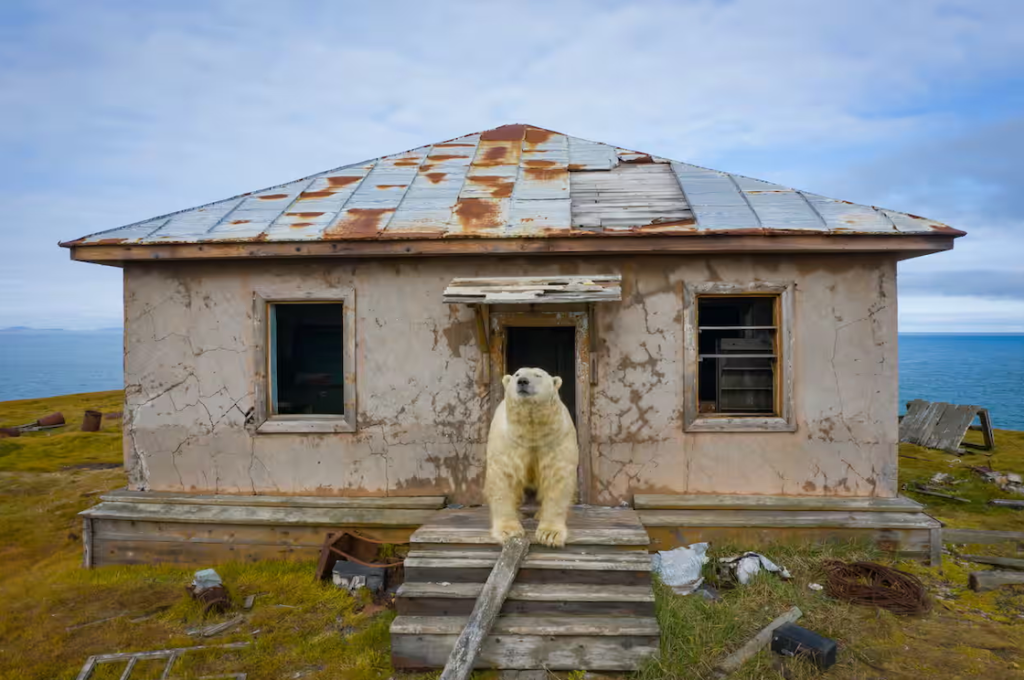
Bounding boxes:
1 0 1022 331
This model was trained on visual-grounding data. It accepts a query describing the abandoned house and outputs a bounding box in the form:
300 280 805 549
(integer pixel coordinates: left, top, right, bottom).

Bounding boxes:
62 124 964 569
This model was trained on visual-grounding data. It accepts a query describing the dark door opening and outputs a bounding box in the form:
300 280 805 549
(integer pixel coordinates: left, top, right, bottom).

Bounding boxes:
505 326 577 425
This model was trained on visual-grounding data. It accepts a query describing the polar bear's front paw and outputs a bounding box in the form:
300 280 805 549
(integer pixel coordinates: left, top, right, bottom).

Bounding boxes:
491 519 526 544
535 522 568 548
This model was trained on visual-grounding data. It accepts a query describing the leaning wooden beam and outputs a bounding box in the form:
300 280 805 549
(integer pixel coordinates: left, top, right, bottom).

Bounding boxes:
962 555 1024 571
989 499 1024 509
969 570 1024 592
712 606 802 678
439 536 530 680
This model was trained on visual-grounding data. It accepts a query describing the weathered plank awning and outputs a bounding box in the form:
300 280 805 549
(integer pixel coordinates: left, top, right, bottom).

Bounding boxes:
443 275 621 304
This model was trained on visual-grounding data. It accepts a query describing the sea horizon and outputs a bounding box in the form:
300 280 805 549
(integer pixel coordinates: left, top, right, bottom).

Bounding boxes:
1 329 1022 430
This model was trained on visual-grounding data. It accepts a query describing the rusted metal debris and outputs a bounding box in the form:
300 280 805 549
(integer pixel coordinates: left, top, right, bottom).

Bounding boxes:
3 412 66 436
81 410 102 432
61 124 964 249
187 568 231 614
316 530 405 595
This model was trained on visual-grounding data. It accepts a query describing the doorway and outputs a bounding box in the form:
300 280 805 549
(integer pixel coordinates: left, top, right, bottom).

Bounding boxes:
505 326 577 424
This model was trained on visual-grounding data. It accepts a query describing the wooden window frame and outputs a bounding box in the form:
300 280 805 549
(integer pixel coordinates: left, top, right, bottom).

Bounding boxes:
683 281 795 433
252 288 357 434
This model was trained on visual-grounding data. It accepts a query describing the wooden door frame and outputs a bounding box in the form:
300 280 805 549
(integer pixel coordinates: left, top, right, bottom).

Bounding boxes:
488 310 593 505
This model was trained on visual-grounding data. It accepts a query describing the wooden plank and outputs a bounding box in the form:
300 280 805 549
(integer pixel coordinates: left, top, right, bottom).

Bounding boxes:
713 607 802 678
989 499 1024 509
410 506 649 546
633 494 924 513
81 501 435 527
968 570 1024 592
100 489 446 509
82 517 94 569
644 525 933 557
397 583 656 617
394 615 660 637
404 550 651 570
963 409 995 450
943 528 1024 545
638 510 941 530
443 276 621 305
399 582 654 602
67 235 957 265
929 527 942 568
392 633 660 671
908 487 970 503
438 536 529 680
961 555 1024 571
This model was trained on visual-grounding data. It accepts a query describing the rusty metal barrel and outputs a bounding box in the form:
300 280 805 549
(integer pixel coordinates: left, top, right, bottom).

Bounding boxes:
36 412 65 427
81 410 103 432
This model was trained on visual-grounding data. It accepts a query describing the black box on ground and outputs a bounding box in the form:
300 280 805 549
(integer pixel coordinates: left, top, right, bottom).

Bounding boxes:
771 622 837 670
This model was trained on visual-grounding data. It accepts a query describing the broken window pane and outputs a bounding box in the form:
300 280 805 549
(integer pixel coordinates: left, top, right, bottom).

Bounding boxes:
697 296 777 415
271 303 345 415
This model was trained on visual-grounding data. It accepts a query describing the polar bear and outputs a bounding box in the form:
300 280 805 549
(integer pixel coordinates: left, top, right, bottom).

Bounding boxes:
484 367 579 547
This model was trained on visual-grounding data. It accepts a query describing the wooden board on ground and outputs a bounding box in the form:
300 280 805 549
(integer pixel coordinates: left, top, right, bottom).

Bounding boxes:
969 570 1024 592
899 399 994 453
943 528 1024 545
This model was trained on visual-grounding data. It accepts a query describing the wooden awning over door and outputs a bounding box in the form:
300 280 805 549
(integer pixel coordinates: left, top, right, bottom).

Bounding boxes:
442 275 621 304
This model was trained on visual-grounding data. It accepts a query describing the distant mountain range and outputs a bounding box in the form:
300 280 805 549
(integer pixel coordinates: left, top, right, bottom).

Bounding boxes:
0 326 122 333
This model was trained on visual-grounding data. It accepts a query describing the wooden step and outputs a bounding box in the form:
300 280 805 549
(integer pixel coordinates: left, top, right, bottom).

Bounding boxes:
410 506 650 547
390 615 660 671
396 582 656 617
403 550 652 585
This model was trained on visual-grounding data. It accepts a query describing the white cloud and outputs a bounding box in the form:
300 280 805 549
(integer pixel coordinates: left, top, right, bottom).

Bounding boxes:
1 0 1023 328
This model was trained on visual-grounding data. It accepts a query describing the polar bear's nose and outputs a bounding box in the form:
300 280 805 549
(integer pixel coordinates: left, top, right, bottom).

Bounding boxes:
517 377 529 387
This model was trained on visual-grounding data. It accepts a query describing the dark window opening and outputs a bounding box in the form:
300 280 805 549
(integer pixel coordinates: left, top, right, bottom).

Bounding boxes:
505 326 577 425
697 296 777 415
271 303 345 415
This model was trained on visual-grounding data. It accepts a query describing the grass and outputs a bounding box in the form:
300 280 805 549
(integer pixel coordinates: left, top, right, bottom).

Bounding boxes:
1 391 1023 679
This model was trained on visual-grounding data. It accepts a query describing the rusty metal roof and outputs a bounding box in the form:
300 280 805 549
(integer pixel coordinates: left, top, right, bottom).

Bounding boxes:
62 124 964 247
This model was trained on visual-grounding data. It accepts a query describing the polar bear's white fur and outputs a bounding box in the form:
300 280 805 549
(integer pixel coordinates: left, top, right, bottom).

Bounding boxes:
484 367 579 547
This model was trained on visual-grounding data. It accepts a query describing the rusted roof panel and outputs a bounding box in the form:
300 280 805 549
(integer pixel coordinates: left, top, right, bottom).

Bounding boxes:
63 124 964 247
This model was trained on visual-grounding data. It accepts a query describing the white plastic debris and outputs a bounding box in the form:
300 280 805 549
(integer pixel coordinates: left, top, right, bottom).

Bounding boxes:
719 552 792 585
651 543 710 595
191 568 223 594
809 582 824 591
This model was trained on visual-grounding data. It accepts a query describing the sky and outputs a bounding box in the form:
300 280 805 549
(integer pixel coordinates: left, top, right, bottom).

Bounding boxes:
1 0 1022 332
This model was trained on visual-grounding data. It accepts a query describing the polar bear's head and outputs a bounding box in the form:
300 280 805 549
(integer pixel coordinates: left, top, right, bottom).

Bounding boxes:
503 367 563 402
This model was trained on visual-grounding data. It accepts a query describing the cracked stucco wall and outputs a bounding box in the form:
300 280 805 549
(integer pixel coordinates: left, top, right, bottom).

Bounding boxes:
123 253 898 505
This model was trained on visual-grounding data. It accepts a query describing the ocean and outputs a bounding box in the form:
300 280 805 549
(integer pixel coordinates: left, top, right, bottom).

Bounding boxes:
0 331 1021 430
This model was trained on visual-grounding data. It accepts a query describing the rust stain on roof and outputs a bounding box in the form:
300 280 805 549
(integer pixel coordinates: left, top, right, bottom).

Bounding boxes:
392 159 420 167
479 124 528 142
427 154 470 162
524 167 566 181
425 172 447 184
620 155 655 164
524 159 557 168
327 176 362 188
524 127 555 144
298 190 334 200
454 198 503 234
326 208 395 239
230 219 251 225
285 212 325 218
258 193 289 200
467 175 514 198
376 184 409 190
433 143 476 148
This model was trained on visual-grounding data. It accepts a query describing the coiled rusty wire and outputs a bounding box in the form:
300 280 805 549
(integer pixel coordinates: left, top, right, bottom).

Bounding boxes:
823 560 931 615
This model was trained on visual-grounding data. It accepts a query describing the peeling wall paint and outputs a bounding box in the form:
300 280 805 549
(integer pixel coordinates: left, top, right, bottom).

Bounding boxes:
123 253 898 505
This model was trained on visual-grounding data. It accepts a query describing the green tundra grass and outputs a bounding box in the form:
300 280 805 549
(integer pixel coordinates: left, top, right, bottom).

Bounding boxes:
1 392 1023 679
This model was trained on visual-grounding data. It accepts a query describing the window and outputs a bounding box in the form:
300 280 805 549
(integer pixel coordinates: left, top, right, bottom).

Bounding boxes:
253 291 356 433
697 296 776 415
271 303 345 415
683 282 794 432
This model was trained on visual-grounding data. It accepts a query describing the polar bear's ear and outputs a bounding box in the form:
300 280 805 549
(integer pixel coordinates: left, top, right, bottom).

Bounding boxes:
552 376 563 390
502 374 512 388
